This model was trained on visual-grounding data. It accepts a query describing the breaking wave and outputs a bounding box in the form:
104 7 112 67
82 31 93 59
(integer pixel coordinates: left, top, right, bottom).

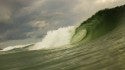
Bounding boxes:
29 26 79 50
1 5 125 52
0 44 32 51
0 5 125 70
1 26 87 51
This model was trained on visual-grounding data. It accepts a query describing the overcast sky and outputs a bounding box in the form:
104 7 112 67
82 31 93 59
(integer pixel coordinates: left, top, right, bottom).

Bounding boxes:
0 0 125 47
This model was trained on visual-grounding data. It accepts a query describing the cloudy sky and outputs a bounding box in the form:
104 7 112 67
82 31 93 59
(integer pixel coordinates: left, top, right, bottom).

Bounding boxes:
0 0 125 47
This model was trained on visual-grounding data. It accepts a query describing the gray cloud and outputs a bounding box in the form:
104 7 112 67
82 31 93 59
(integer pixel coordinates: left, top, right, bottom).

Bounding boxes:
0 0 125 45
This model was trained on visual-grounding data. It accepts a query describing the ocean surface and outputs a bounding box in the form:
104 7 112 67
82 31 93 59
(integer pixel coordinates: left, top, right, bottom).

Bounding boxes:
0 5 125 70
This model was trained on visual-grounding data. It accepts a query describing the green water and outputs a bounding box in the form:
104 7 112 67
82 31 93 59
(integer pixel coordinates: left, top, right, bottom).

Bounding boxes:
71 5 125 43
0 5 125 70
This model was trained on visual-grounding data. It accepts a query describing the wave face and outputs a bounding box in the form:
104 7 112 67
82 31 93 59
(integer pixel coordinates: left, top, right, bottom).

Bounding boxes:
71 5 125 43
0 5 125 70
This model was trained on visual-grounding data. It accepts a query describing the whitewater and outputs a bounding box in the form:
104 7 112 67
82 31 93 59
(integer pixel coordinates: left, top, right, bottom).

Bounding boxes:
0 5 125 70
29 26 76 50
0 44 31 51
0 26 87 51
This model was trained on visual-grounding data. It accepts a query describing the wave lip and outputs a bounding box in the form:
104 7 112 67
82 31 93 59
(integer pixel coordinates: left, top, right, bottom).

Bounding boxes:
72 5 125 43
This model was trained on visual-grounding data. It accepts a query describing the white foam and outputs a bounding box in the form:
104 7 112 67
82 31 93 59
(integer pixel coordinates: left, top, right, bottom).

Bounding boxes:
0 26 76 51
29 26 75 50
0 44 31 51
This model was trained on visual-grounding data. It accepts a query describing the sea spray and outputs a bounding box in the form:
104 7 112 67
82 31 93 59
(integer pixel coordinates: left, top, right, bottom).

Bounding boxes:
29 26 76 50
0 25 87 51
0 44 32 51
0 26 77 51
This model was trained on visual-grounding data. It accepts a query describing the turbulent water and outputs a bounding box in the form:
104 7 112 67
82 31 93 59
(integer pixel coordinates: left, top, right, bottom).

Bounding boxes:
0 26 76 51
29 26 76 50
0 5 125 70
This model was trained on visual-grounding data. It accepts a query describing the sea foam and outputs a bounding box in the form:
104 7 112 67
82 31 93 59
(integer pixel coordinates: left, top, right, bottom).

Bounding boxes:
29 26 75 50
0 44 31 51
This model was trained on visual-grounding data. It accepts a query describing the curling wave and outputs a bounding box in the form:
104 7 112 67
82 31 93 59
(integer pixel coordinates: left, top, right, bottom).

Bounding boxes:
0 5 125 70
